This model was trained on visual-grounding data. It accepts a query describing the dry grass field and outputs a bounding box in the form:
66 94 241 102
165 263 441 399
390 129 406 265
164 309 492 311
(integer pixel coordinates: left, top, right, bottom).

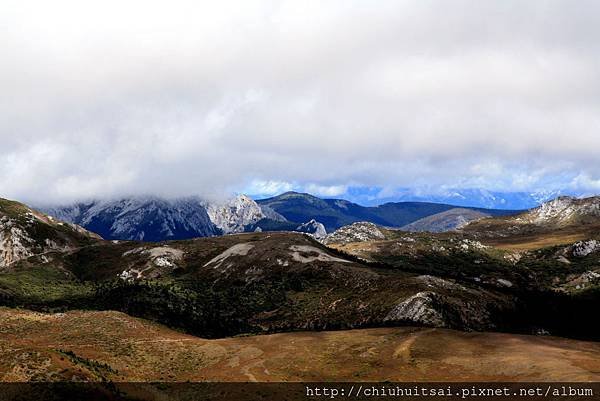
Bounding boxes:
481 231 590 251
1 307 599 383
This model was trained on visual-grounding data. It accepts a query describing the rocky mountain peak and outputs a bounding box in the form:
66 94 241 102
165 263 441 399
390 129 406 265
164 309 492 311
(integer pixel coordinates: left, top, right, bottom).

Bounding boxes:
295 219 327 239
42 197 219 241
525 196 600 225
322 221 386 245
205 194 265 234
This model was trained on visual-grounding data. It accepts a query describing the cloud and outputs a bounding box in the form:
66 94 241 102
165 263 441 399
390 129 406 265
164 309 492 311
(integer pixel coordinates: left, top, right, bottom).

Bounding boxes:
2 0 600 203
244 180 295 197
304 184 348 197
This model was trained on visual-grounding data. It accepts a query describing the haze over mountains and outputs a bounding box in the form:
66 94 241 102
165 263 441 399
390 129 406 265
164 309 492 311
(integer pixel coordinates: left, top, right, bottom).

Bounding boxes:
40 191 520 242
348 188 573 209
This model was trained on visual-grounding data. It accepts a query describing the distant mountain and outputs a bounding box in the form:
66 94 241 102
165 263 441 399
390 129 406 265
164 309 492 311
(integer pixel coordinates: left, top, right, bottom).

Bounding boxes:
40 191 522 241
256 191 518 232
461 196 600 240
42 194 295 241
521 196 600 226
295 219 327 239
42 197 220 241
350 188 571 210
401 208 491 233
256 192 378 232
206 194 270 234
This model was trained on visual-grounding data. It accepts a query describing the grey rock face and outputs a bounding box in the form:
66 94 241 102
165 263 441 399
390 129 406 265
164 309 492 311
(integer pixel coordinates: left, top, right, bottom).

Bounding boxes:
43 197 219 241
322 222 385 245
295 219 327 239
572 239 600 257
205 195 265 234
384 291 448 327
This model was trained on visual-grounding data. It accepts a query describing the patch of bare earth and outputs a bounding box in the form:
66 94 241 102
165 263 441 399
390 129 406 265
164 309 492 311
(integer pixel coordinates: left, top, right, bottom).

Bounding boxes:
483 232 589 251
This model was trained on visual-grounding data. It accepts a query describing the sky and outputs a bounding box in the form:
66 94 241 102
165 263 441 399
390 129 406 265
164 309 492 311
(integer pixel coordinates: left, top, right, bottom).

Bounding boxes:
2 0 600 204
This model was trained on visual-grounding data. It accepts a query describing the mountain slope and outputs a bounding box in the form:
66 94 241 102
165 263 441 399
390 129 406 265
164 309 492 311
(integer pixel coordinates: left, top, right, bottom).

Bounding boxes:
205 195 268 234
43 197 220 241
42 195 292 241
401 208 491 232
518 196 600 226
295 219 327 239
322 222 388 245
464 196 600 231
0 198 99 268
1 230 520 337
3 194 600 340
460 196 600 250
41 192 521 241
3 307 599 383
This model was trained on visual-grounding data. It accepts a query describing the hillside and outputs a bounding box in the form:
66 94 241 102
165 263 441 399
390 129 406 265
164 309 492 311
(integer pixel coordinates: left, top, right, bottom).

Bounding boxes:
323 216 600 340
2 307 599 383
0 196 562 338
2 230 524 336
322 222 391 245
461 196 600 249
0 193 599 395
41 197 220 241
0 194 599 378
402 208 491 232
1 221 598 340
0 198 99 268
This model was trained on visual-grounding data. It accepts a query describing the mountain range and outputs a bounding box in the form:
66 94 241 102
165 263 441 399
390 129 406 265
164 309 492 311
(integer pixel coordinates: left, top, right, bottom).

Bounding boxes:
2 194 600 339
39 191 520 241
2 193 600 384
346 188 575 209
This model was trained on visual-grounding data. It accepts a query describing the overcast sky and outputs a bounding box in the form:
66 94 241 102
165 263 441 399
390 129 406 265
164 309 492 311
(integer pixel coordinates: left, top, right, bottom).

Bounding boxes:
2 0 600 204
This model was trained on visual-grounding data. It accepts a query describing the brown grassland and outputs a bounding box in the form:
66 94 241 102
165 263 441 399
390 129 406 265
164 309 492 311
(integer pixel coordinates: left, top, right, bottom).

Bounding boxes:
1 307 599 382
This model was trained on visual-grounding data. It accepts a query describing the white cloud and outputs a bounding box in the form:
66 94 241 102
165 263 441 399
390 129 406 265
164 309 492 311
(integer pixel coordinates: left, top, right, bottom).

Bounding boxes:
570 174 600 191
304 184 348 197
2 0 600 203
244 180 295 197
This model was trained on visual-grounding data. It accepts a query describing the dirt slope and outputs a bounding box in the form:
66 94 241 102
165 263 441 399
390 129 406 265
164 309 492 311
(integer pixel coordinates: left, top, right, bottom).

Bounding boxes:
1 307 599 383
